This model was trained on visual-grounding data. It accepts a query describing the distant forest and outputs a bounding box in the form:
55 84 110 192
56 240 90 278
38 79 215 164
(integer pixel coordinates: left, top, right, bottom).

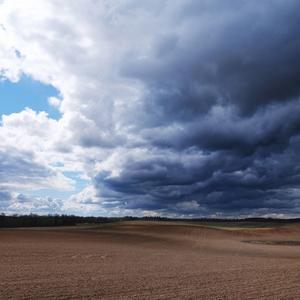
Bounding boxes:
0 213 299 228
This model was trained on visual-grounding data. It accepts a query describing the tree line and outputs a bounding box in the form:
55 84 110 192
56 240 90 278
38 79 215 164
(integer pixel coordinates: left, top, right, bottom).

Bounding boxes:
0 214 116 228
0 213 299 228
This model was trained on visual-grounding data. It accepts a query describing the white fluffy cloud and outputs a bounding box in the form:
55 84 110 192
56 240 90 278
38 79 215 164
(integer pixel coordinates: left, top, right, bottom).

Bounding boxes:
48 96 61 108
0 189 63 214
0 109 75 190
0 0 157 215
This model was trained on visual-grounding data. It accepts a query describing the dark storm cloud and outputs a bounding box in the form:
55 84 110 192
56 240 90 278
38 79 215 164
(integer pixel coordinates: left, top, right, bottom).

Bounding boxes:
147 99 300 153
95 144 300 216
95 0 300 216
123 0 300 118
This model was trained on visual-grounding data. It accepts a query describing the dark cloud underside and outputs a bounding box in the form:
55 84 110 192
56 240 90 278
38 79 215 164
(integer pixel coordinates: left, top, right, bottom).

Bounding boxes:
93 0 300 216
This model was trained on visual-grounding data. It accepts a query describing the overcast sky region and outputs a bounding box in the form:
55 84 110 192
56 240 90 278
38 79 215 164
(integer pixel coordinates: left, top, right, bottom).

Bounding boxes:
0 0 300 218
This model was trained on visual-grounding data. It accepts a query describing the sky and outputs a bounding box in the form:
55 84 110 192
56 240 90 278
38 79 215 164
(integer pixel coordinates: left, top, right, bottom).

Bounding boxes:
0 75 61 119
0 0 300 218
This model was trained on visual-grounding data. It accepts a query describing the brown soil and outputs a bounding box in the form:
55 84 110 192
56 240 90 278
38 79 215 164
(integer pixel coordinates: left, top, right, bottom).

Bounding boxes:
0 221 299 299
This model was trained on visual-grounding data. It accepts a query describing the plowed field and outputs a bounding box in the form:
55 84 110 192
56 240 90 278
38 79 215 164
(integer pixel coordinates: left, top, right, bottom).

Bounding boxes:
0 221 299 299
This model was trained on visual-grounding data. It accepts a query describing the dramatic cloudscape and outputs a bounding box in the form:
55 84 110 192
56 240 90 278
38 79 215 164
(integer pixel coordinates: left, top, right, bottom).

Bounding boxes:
0 0 300 217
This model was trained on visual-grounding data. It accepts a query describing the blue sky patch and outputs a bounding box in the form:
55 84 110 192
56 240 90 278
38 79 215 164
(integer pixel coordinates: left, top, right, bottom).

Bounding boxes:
0 75 61 119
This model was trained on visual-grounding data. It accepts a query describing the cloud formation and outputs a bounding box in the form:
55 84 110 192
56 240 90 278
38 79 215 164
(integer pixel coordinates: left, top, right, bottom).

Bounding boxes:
0 189 63 214
0 0 300 217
